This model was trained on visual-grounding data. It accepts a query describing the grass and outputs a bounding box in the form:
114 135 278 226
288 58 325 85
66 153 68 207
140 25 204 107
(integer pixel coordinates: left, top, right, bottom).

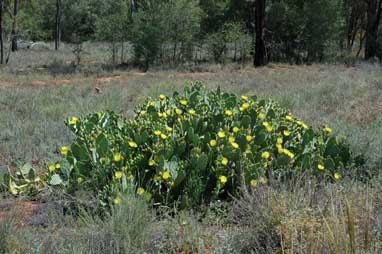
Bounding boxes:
1 46 382 253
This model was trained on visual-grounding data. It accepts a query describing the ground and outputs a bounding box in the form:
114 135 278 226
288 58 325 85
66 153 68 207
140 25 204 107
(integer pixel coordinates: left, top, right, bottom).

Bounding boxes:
0 46 382 253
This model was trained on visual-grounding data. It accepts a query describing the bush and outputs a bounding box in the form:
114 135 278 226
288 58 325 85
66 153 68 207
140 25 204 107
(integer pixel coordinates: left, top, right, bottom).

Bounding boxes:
46 82 354 209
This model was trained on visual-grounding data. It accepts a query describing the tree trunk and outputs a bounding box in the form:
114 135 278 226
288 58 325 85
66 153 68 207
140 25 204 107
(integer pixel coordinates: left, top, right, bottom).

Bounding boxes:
254 0 266 66
55 0 62 50
365 0 382 59
0 0 3 64
11 0 19 52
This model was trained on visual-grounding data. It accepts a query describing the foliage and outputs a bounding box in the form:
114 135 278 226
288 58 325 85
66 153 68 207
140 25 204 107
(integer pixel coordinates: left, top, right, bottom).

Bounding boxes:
45 82 355 209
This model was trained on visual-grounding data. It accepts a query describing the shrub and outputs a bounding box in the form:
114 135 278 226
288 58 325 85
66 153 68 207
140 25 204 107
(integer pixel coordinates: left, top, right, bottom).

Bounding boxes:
46 82 354 209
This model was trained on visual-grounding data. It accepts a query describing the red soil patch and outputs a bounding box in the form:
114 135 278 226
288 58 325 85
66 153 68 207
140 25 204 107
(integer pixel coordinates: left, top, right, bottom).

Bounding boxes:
31 80 47 86
0 200 41 227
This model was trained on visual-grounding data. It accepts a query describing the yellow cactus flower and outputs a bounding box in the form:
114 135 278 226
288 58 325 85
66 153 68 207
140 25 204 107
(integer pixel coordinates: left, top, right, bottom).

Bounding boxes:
334 172 341 180
258 113 266 120
231 142 239 149
318 164 325 170
180 99 188 106
229 136 235 143
324 127 332 134
225 110 233 116
48 165 55 172
162 171 171 180
137 187 145 195
261 152 270 160
283 149 295 158
60 146 69 156
175 108 183 115
128 141 138 148
55 163 61 169
250 179 257 188
114 197 122 205
149 160 156 166
222 157 228 166
115 171 123 179
160 133 167 140
77 177 83 184
239 106 245 112
283 130 290 136
159 94 166 100
277 138 283 144
241 95 249 101
286 115 293 121
167 127 173 132
158 112 163 118
210 139 217 147
188 109 197 116
246 135 253 142
113 153 122 162
233 127 240 133
259 177 267 184
242 103 250 110
154 130 162 136
218 131 225 138
219 175 228 184
70 116 78 125
139 111 147 116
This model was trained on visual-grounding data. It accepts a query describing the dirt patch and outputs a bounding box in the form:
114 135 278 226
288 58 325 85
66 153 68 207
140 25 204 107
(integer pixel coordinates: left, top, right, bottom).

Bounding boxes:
53 79 71 85
31 80 47 86
174 72 213 79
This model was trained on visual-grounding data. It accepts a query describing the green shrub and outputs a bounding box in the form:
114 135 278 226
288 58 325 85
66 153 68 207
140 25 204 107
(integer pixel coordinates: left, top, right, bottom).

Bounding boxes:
46 82 354 208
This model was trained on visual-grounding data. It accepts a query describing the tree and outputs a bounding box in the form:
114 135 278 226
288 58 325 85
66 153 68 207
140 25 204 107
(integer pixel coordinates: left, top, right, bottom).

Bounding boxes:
55 0 62 50
10 0 18 51
365 0 382 59
0 0 4 64
254 0 266 66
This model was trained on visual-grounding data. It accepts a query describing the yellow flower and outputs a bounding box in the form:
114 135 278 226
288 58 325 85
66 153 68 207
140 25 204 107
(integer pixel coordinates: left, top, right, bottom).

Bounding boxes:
158 112 163 118
154 130 162 136
167 127 173 132
263 122 269 127
266 126 273 132
139 111 146 116
286 115 293 121
77 177 83 184
219 175 227 184
160 133 167 140
60 146 69 156
115 171 123 179
70 116 78 125
180 99 188 106
242 103 250 110
239 106 245 112
55 163 61 169
137 187 145 195
222 157 228 166
128 141 138 148
225 110 233 116
166 109 171 115
283 130 290 136
188 109 197 116
48 165 55 172
283 149 295 158
218 131 225 138
302 123 308 129
114 197 122 205
334 172 341 180
241 95 249 101
113 153 122 162
250 179 257 188
318 164 325 170
324 127 332 134
210 139 217 147
175 108 183 115
261 152 270 160
246 135 253 142
162 171 171 180
229 136 235 143
259 177 267 184
233 127 240 133
149 160 156 166
159 94 166 100
258 113 266 120
276 138 283 144
231 142 239 149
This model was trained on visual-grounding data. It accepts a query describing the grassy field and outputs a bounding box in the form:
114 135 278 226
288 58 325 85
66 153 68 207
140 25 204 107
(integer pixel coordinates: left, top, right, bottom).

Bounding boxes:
1 50 382 253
